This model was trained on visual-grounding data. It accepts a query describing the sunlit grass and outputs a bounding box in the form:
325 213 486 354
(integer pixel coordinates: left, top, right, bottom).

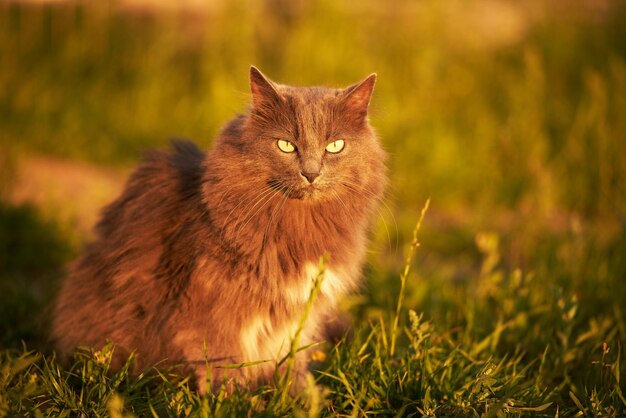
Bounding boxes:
1 201 624 415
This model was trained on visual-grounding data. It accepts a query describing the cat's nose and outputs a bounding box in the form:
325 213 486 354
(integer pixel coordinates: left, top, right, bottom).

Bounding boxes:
300 171 320 184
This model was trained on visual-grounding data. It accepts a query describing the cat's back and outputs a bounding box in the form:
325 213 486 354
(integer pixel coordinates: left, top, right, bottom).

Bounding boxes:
52 140 208 363
96 139 206 238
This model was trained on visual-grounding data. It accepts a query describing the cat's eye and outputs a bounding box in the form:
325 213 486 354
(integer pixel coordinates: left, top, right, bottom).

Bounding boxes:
277 139 296 153
326 139 345 154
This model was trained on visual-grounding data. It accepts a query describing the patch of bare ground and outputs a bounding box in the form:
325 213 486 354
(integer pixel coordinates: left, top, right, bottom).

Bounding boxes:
9 154 129 240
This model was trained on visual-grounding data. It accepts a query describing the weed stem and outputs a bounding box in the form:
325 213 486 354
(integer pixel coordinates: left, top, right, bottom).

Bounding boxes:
390 198 430 357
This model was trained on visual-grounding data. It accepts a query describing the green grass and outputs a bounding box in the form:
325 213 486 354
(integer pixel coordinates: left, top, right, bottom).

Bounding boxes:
1 0 626 416
1 210 624 416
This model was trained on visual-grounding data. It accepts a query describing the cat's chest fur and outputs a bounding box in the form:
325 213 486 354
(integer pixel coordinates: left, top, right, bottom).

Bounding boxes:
283 262 349 307
238 262 346 363
175 256 356 378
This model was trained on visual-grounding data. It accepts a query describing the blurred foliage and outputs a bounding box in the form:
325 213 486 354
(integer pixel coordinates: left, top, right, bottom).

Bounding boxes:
0 0 625 414
0 202 73 350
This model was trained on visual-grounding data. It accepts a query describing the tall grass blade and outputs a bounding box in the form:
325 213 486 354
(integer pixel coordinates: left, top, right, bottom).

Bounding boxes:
390 198 430 357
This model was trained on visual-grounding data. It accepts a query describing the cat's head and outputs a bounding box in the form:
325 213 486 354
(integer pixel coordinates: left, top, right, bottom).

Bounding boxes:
224 67 385 203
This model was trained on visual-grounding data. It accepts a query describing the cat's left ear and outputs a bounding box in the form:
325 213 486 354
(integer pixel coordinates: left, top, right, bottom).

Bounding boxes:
341 73 377 118
250 66 284 108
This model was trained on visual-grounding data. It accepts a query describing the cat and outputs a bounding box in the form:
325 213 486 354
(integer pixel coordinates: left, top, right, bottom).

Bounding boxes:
51 66 387 392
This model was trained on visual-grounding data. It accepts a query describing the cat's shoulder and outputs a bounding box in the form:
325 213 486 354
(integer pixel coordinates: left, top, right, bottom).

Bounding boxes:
168 139 206 164
167 139 206 177
128 139 206 184
145 139 205 170
104 140 207 218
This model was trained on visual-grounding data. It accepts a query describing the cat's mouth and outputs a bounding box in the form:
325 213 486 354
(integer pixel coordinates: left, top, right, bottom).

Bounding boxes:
266 179 323 200
290 186 317 200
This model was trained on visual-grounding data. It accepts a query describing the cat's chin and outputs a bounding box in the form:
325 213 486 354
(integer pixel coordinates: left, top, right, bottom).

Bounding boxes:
287 185 328 202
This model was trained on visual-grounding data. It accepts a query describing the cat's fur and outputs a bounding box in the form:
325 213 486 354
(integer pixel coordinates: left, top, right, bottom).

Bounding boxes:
52 67 387 391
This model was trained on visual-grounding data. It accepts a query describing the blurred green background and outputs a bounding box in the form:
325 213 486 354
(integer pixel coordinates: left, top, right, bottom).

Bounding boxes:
0 0 625 361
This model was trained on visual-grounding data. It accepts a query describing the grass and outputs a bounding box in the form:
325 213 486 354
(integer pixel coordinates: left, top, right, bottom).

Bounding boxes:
1 0 625 416
1 204 623 416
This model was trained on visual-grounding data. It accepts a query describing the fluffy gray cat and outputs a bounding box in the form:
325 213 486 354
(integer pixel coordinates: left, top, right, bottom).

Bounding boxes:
52 67 387 392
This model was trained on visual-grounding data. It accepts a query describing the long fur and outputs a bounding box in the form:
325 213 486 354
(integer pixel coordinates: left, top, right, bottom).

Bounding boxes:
52 67 387 391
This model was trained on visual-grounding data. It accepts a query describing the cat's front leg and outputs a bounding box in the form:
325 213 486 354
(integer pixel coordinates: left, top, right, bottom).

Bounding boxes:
321 309 354 344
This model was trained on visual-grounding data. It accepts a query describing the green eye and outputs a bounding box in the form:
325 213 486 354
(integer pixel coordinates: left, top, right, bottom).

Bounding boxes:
277 140 296 153
326 139 345 153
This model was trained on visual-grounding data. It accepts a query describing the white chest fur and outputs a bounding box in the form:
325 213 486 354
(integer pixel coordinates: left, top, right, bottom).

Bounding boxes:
240 264 346 363
240 315 294 363
284 264 346 306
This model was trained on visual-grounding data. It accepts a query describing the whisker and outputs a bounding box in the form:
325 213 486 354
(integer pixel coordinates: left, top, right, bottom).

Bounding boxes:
219 185 276 242
330 189 350 219
334 175 396 224
262 186 292 250
214 185 233 211
335 177 398 252
234 185 287 242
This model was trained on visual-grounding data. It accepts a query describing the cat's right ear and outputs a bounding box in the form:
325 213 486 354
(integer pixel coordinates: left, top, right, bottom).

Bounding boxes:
250 66 284 108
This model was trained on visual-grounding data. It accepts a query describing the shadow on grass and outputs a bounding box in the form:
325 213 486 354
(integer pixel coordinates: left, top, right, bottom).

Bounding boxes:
0 201 74 351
